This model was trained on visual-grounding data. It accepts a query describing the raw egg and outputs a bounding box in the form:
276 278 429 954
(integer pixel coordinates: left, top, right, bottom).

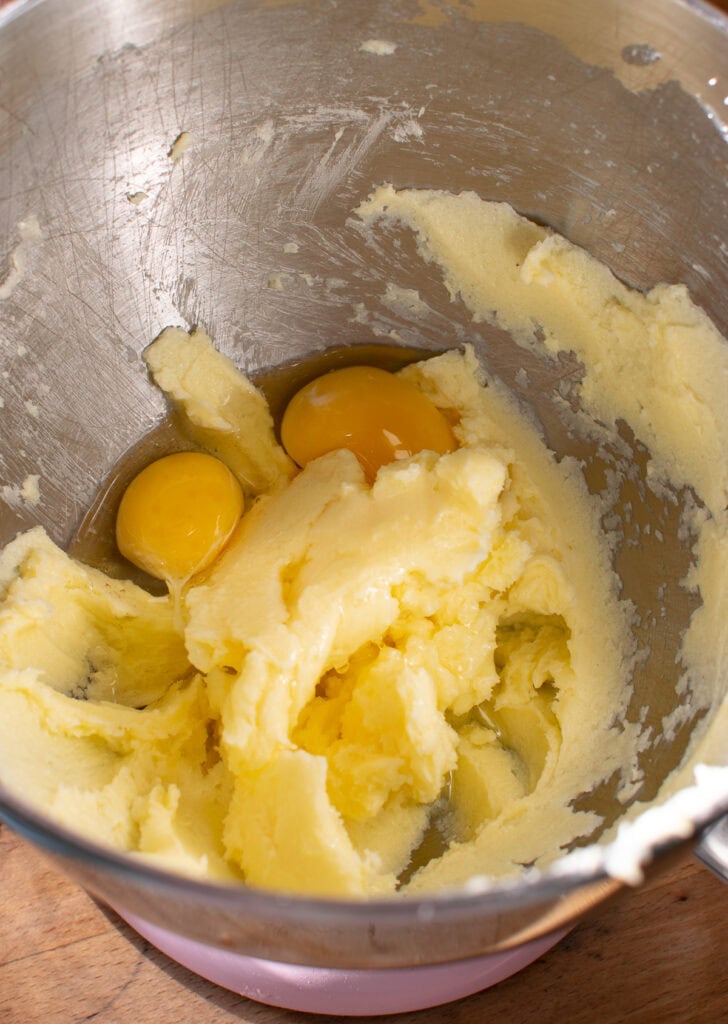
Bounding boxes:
115 451 244 584
280 365 457 481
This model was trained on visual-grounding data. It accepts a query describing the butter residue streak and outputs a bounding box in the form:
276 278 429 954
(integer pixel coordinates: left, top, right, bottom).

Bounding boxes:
21 475 40 505
360 39 397 56
167 131 194 162
0 217 42 301
382 282 430 317
241 120 275 166
391 119 424 143
1 475 41 510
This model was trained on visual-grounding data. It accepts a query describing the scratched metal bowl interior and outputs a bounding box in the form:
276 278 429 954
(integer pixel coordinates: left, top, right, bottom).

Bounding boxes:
0 0 726 969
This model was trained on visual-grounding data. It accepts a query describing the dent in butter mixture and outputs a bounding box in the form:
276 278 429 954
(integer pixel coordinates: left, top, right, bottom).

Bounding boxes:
0 188 726 897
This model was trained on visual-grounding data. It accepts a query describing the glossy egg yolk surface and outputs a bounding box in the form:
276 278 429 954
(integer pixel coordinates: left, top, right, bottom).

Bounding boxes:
116 451 244 584
280 365 457 481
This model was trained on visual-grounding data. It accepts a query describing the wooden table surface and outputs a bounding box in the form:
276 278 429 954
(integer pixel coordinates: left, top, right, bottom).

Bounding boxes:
1 823 726 1024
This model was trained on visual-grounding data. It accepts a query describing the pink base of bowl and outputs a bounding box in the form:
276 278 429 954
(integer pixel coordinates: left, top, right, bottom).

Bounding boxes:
116 905 566 1016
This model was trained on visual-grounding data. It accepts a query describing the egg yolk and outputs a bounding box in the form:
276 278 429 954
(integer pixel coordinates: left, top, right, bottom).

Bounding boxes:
280 365 457 481
115 451 244 584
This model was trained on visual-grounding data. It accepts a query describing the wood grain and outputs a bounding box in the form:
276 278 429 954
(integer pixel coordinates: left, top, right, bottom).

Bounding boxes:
1 823 726 1024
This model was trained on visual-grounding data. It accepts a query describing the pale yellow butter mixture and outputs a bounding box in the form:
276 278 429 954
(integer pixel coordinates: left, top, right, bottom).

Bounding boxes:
0 188 725 896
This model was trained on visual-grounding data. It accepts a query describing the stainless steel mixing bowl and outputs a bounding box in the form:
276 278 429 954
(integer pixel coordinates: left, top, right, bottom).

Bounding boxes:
0 0 726 970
